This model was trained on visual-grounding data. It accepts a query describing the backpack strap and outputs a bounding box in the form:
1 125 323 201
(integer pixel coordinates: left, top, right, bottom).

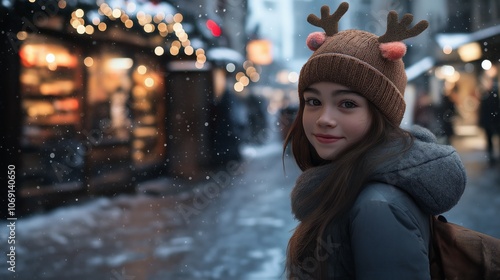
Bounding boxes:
428 215 444 279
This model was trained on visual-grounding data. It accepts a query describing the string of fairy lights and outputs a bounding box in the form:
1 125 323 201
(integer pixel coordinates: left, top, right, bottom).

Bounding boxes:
20 0 260 92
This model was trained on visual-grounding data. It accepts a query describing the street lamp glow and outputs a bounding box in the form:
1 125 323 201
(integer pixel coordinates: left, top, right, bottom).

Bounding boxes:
137 11 146 24
108 58 133 70
124 19 133 28
112 8 121 19
77 25 86 34
458 42 481 62
85 25 94 35
120 14 129 23
137 65 147 74
481 60 492 70
171 41 181 49
46 53 55 64
154 46 164 56
144 23 155 33
173 13 183 23
98 22 107 31
195 61 205 69
245 66 256 76
250 72 260 82
71 18 81 28
240 76 250 86
434 65 455 80
234 82 244 92
197 54 206 63
288 71 299 83
184 46 194 55
84 57 94 67
170 46 179 56
16 31 28 40
442 45 452 55
441 65 455 76
158 22 168 32
100 4 112 17
75 9 84 18
145 77 154 87
173 23 183 32
154 12 165 23
236 72 245 81
226 63 236 73
165 14 174 24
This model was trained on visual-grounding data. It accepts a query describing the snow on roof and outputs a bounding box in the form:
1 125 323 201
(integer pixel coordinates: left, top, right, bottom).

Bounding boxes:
104 0 177 16
206 47 245 64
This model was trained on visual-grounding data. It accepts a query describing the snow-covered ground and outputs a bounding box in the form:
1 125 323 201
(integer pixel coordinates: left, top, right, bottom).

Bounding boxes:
0 139 299 279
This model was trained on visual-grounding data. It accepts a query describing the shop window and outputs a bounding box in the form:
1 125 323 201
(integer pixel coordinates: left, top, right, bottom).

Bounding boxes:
19 34 84 193
131 55 166 169
86 51 133 143
84 48 166 183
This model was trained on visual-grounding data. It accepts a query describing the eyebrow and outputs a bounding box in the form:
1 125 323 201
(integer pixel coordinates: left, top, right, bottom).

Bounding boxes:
303 87 361 96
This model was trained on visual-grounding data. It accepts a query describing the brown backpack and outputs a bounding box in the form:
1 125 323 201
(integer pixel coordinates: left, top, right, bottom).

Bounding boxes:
429 215 500 280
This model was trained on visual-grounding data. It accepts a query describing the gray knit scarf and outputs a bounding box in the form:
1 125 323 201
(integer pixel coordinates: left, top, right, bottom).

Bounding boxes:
291 125 467 221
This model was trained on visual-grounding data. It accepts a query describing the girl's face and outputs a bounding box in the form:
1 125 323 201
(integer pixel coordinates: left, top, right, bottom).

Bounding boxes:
302 82 372 160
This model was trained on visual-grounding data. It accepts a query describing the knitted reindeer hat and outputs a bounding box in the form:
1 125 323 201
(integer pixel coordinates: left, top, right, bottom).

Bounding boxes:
299 2 429 125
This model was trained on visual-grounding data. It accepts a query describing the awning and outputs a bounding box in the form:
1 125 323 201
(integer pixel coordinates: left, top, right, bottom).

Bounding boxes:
406 56 435 81
435 25 500 50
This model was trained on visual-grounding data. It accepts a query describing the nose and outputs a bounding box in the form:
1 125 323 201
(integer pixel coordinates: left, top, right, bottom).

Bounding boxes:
316 107 337 127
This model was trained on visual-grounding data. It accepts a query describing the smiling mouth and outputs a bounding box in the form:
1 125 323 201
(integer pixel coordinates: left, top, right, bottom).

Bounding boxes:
314 134 342 144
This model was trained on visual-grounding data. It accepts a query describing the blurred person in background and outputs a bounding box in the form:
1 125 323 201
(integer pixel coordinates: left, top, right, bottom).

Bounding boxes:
211 69 244 165
435 85 458 145
245 88 269 144
413 90 437 132
478 73 500 166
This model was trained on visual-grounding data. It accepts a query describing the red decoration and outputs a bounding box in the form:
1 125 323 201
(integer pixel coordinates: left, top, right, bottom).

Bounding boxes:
306 32 326 51
206 20 222 37
379 42 407 61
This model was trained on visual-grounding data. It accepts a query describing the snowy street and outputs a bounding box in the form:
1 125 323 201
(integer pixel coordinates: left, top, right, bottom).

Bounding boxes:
1 132 499 280
0 141 301 280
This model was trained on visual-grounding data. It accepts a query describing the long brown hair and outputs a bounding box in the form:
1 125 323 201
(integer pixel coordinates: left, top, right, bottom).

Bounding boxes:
283 95 413 279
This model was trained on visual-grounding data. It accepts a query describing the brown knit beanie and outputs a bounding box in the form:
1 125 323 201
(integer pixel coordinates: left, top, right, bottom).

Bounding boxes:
299 2 429 125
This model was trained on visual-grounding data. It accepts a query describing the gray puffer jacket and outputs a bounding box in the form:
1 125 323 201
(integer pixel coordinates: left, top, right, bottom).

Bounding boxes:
290 126 467 279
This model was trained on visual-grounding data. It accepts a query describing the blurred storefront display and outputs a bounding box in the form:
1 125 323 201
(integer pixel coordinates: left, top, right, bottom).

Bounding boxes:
429 27 500 138
3 1 213 211
19 35 85 198
17 33 168 206
0 0 261 213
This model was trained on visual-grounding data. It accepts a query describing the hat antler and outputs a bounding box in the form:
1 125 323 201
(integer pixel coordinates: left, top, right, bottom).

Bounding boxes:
378 11 429 43
307 2 349 36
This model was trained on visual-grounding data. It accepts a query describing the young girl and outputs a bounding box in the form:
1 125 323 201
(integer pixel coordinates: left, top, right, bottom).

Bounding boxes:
284 2 467 279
